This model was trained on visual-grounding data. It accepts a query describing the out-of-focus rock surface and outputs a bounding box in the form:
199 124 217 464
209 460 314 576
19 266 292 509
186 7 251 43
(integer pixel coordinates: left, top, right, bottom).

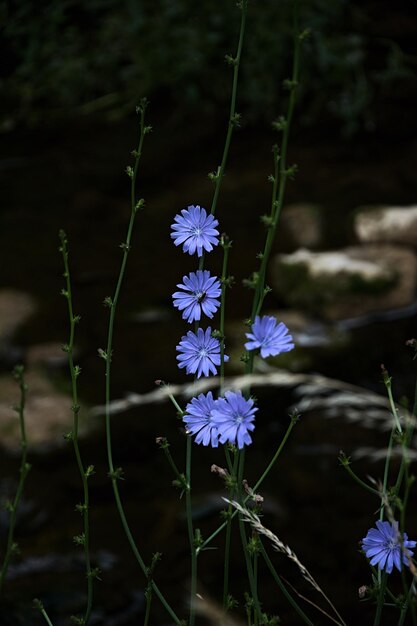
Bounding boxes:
271 245 417 320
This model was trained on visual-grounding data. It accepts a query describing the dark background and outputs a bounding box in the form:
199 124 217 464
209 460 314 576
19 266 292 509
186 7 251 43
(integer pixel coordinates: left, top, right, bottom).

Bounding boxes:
1 1 417 625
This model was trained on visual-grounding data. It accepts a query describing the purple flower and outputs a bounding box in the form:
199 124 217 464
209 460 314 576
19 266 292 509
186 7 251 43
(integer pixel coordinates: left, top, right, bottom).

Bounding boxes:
362 520 416 574
171 205 220 257
173 270 221 323
212 390 257 449
183 392 219 447
176 327 228 378
245 315 294 358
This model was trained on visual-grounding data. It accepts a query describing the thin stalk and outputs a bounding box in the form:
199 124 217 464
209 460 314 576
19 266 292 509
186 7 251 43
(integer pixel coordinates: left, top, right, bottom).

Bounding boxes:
252 414 298 494
373 573 388 626
222 445 238 607
103 100 180 625
251 1 301 321
393 420 415 508
219 238 233 608
209 0 248 218
219 237 232 390
0 366 30 594
237 448 262 625
59 231 94 623
143 552 161 626
380 428 396 521
340 462 381 498
259 543 314 626
199 415 298 552
398 580 417 626
223 508 233 608
185 435 197 626
38 608 54 626
143 590 152 626
160 441 187 489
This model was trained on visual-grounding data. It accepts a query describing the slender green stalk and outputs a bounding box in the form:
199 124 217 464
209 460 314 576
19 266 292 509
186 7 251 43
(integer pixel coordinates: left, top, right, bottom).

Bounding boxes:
253 413 298 494
143 553 161 626
237 448 262 625
143 590 152 626
223 507 233 608
209 0 248 218
259 543 314 626
382 366 402 433
373 573 388 626
250 1 301 322
339 460 381 498
199 414 299 552
219 236 232 390
157 437 187 491
398 580 417 626
222 445 238 607
0 366 30 594
380 427 395 522
59 231 94 624
33 600 55 626
103 100 180 625
219 236 234 607
185 435 197 626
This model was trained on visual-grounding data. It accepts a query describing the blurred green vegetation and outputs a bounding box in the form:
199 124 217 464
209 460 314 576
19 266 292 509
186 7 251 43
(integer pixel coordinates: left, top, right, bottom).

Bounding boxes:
1 0 416 134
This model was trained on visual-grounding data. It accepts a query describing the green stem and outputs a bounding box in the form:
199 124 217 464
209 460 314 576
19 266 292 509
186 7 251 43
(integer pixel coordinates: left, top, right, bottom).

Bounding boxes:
250 0 301 322
340 462 381 498
59 231 93 624
185 435 197 626
223 508 233 608
398 580 417 626
104 100 180 625
38 608 54 626
380 427 396 521
210 0 247 218
161 442 186 488
220 237 232 390
260 542 314 626
373 573 387 626
237 449 262 625
0 366 30 594
143 589 152 626
252 414 298 494
199 414 298 552
222 445 238 608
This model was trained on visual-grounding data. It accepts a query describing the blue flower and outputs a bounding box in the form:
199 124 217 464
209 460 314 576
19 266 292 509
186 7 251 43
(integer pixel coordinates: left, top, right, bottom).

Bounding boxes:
212 390 257 449
183 392 219 447
171 205 220 257
245 315 294 358
362 520 416 574
176 327 228 378
172 270 221 323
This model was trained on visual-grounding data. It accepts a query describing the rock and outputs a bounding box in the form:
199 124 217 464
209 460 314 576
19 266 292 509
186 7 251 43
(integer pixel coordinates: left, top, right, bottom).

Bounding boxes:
271 245 417 320
354 204 417 245
0 369 85 450
0 290 37 342
280 203 324 249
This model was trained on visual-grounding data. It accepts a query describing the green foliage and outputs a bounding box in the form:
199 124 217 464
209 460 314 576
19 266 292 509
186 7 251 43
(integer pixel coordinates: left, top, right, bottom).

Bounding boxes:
1 0 415 133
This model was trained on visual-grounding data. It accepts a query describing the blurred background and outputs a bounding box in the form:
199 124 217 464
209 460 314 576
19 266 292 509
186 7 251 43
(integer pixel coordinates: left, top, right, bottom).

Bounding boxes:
1 0 417 624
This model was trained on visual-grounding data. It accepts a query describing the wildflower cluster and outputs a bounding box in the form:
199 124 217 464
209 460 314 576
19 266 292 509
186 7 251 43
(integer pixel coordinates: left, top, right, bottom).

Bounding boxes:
183 390 257 449
170 204 294 449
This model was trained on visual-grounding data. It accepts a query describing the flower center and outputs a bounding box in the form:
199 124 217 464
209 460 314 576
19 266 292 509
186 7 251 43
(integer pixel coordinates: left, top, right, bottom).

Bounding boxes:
386 539 397 550
192 227 202 236
195 290 206 303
